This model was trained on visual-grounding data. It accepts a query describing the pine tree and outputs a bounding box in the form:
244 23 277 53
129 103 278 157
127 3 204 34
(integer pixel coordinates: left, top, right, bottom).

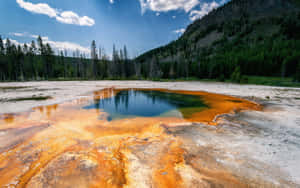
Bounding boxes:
112 44 118 61
60 51 66 78
0 36 4 80
17 45 24 80
123 45 130 77
5 38 12 55
23 44 28 55
149 56 161 79
45 43 54 79
91 40 97 77
10 43 17 80
29 41 37 79
37 36 44 55
169 64 175 79
123 45 128 60
30 40 37 54
134 62 141 79
37 36 47 78
0 35 4 55
296 63 300 82
120 49 124 61
91 40 96 59
230 66 242 83
109 44 118 77
98 47 102 60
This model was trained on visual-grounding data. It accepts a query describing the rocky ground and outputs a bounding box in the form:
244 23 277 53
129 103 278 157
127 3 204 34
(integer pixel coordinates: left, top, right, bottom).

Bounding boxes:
0 81 300 187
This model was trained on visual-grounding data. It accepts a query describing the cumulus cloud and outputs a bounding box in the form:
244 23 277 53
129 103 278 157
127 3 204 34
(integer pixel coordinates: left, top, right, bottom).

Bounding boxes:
174 28 185 34
5 38 23 46
189 1 219 21
139 0 200 14
16 0 95 26
16 0 57 17
45 39 90 54
56 11 95 26
138 0 226 22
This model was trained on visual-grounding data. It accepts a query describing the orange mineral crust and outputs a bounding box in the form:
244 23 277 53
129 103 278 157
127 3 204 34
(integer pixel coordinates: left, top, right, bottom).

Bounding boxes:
127 88 261 125
0 88 267 188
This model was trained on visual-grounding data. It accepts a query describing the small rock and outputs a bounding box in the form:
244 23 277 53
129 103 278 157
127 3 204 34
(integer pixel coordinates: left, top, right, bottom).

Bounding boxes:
161 171 168 175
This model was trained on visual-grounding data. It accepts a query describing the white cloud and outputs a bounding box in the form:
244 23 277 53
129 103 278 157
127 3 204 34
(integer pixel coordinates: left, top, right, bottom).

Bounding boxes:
189 1 219 21
139 0 200 14
138 0 226 21
109 0 114 4
174 28 185 34
30 34 39 39
56 11 95 26
37 36 90 54
16 0 57 18
5 38 23 46
47 40 90 54
16 0 95 26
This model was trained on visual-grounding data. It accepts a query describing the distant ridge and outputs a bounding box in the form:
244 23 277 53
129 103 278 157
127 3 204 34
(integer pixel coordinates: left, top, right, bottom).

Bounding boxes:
137 0 300 64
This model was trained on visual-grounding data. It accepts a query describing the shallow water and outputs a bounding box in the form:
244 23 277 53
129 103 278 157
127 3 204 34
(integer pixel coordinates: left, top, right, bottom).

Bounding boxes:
84 89 208 120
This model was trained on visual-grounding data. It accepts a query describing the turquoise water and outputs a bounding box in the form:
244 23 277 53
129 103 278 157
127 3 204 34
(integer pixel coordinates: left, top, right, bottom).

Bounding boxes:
84 89 208 120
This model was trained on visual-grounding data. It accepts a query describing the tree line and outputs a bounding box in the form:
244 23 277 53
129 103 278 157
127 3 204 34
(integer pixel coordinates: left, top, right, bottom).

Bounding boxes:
0 36 140 81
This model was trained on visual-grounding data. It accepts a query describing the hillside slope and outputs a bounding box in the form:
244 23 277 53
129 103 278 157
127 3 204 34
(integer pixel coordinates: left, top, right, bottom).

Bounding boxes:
136 0 300 81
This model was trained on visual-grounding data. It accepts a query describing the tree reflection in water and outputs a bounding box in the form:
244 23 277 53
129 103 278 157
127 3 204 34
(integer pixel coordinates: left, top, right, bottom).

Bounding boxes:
85 89 208 120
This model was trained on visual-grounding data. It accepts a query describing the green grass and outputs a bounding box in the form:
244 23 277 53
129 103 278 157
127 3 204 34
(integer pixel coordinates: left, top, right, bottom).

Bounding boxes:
7 96 52 102
152 76 300 87
243 76 300 87
155 77 218 82
0 86 29 90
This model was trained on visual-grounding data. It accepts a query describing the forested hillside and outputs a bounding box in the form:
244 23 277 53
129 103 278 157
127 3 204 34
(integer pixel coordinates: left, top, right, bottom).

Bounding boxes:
136 0 300 82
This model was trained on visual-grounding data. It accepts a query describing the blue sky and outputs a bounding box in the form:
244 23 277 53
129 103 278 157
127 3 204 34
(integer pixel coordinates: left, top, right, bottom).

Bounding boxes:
0 0 228 58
